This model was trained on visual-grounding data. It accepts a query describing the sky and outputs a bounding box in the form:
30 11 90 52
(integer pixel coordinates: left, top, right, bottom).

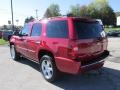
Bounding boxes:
0 0 120 26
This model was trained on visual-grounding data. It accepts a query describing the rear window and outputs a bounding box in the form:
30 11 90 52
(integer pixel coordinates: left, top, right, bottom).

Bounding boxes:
46 20 68 38
74 20 103 39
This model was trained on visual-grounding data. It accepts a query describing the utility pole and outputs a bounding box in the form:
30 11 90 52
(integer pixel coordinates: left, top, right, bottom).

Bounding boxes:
11 0 14 31
35 9 38 20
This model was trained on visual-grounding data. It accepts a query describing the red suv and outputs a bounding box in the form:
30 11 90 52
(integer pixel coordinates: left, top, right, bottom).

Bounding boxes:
10 17 109 82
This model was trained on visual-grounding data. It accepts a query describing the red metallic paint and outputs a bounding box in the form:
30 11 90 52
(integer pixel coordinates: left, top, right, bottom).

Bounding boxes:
10 17 109 74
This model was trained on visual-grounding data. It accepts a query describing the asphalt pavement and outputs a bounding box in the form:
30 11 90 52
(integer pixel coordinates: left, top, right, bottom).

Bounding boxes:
0 37 120 90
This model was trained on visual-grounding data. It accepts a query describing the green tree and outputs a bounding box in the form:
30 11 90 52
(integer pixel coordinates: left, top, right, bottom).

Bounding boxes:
68 5 89 18
68 4 81 17
67 0 116 26
116 12 120 17
79 5 89 18
87 0 116 26
43 8 52 18
100 5 116 26
44 4 61 18
67 13 74 17
25 16 34 23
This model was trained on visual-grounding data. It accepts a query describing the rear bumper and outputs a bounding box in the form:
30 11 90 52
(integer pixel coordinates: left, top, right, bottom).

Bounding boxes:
55 50 109 74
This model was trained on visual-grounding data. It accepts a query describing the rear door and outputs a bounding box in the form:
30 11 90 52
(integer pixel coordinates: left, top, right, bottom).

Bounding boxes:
44 20 69 58
25 23 42 61
73 20 107 59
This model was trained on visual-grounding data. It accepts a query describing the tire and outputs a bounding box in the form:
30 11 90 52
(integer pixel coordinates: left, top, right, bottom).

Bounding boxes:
10 45 20 60
39 55 59 82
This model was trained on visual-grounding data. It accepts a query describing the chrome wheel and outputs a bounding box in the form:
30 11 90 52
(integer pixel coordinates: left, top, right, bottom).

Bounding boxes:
41 59 53 79
40 55 59 82
10 45 15 59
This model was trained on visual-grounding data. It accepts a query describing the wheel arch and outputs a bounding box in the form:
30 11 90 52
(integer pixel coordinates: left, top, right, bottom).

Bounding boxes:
38 49 55 62
10 42 15 47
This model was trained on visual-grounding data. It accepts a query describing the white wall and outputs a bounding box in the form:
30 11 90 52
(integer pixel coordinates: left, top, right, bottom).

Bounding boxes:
117 16 120 26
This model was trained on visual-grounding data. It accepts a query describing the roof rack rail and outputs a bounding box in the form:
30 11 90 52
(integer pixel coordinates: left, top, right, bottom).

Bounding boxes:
41 15 68 20
39 15 75 21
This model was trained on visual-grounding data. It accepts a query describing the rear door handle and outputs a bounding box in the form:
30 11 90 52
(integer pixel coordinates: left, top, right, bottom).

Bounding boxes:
53 42 58 44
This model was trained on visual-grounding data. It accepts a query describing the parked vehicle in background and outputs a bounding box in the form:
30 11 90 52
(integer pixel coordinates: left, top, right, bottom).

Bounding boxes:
0 31 2 38
0 30 20 41
13 30 20 36
2 30 13 41
107 30 120 37
9 17 109 82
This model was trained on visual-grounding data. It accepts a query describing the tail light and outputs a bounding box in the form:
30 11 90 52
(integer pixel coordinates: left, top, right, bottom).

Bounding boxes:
68 40 78 60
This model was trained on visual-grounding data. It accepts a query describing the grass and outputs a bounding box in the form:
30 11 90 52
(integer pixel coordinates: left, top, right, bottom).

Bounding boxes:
105 27 120 32
0 39 8 45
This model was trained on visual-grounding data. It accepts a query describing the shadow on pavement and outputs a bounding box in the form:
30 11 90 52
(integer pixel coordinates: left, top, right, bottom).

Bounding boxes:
53 68 119 90
16 58 120 90
16 58 40 72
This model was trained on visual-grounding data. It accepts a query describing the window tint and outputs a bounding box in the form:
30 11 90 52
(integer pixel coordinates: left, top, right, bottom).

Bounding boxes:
46 20 68 38
74 20 103 39
21 24 29 35
31 23 42 36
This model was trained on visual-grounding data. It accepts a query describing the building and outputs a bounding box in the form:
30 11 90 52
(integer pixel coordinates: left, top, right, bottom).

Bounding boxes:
117 16 120 26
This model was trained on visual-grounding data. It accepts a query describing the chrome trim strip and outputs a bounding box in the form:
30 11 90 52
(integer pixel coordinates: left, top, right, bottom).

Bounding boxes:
21 55 39 64
27 58 39 64
17 46 27 51
17 46 36 53
27 49 36 53
81 60 104 68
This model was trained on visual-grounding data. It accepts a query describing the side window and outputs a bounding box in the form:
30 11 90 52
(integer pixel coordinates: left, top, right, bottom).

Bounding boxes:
31 23 42 36
46 20 68 38
21 24 29 35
